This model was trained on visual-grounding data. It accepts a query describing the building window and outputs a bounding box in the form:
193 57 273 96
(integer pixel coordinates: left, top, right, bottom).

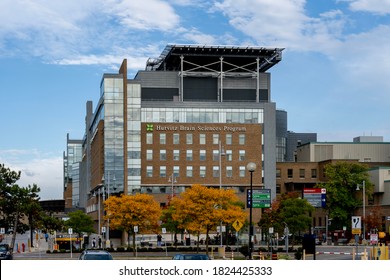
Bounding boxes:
226 134 232 145
173 133 180 144
213 166 219 177
213 150 219 161
299 169 305 179
146 166 153 177
200 150 206 161
276 168 281 178
146 133 153 144
186 150 193 161
173 166 180 177
239 150 245 161
199 134 206 145
213 134 219 145
160 150 166 161
173 150 180 161
226 166 233 177
129 168 141 176
200 166 206 177
146 150 153 161
186 134 193 145
226 150 232 161
239 134 245 145
160 166 166 178
287 169 293 178
160 133 166 144
276 184 281 194
311 169 317 178
186 166 193 177
239 166 245 177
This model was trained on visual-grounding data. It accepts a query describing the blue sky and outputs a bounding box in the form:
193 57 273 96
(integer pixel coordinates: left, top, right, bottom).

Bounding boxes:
1 0 389 200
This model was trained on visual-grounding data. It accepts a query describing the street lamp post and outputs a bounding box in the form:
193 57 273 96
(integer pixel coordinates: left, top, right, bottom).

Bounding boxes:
102 172 115 248
219 141 225 247
356 180 366 242
168 173 177 200
247 162 256 259
97 189 101 238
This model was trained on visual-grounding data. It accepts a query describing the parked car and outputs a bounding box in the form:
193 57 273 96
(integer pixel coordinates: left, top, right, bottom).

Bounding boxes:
78 250 113 260
172 253 210 260
0 244 13 260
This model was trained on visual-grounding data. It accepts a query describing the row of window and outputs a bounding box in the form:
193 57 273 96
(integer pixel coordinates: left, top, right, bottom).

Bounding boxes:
146 165 248 178
142 109 262 124
146 149 247 161
146 133 246 145
276 168 318 179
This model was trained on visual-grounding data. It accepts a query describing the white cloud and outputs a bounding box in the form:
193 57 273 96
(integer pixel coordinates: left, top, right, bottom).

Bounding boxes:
102 0 180 30
0 150 63 200
213 0 347 52
0 0 180 63
347 0 390 15
180 28 218 45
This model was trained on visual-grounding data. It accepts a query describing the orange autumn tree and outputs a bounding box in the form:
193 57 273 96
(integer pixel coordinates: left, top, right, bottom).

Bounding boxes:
104 193 162 255
171 184 246 253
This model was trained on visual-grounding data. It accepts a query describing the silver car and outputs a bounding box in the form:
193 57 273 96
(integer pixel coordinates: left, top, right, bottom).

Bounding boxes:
78 250 113 260
172 253 210 260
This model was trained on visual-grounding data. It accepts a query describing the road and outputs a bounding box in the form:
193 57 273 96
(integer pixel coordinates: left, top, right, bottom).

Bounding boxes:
10 245 382 260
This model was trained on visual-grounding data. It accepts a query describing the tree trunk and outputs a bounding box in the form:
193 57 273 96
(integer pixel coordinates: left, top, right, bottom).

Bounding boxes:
196 231 200 253
131 232 136 257
10 211 19 256
205 228 209 255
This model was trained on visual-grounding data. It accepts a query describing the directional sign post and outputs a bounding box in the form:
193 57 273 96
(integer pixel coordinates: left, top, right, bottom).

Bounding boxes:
247 188 271 208
303 188 326 208
351 216 362 234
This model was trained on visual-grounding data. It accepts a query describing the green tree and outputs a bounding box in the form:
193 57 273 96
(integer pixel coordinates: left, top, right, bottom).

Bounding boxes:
259 192 314 244
279 196 314 242
64 210 94 238
316 161 372 231
0 164 41 255
161 203 182 247
40 213 64 233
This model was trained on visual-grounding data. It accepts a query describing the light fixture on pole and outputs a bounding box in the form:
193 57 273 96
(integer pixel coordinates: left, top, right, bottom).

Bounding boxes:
246 162 256 259
96 189 101 238
356 180 366 242
168 173 177 201
102 172 115 248
219 141 225 247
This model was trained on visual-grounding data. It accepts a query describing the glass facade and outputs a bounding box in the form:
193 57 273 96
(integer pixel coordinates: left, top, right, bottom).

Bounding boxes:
142 108 263 124
100 79 266 196
101 77 125 194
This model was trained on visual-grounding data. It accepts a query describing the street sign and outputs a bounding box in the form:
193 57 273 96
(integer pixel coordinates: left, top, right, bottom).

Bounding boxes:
68 228 73 235
351 216 362 234
232 220 243 231
217 226 226 233
134 226 138 233
303 188 326 208
247 188 271 208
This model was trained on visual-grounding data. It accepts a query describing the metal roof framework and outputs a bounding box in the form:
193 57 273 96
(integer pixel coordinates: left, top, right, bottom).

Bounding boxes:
146 44 284 102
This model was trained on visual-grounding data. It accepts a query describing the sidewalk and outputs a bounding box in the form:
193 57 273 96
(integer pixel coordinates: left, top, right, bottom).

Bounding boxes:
13 237 49 254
